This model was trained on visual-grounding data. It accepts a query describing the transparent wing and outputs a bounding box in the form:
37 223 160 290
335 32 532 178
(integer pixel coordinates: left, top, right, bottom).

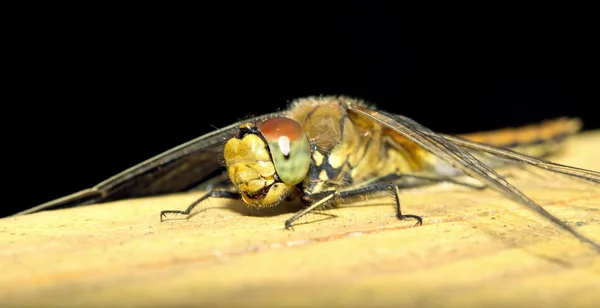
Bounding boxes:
440 134 600 183
12 112 285 216
346 103 600 252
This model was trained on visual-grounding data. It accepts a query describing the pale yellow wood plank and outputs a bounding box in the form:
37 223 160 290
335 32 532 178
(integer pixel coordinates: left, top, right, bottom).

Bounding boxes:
1 130 599 307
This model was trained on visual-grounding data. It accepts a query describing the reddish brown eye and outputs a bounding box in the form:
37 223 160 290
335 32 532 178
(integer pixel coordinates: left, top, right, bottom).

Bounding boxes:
257 117 303 142
257 117 311 185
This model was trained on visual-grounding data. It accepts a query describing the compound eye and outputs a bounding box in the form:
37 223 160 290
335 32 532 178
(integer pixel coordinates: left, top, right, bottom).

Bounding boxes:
257 117 311 185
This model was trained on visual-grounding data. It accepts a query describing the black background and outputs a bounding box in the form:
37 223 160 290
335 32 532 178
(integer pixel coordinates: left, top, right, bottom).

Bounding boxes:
5 10 598 217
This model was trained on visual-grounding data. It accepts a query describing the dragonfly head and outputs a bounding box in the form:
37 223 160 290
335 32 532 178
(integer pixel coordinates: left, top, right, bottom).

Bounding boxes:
223 117 312 207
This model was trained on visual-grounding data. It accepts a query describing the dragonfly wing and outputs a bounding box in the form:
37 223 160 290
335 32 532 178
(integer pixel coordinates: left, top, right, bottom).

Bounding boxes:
13 112 285 216
439 134 600 183
346 104 600 252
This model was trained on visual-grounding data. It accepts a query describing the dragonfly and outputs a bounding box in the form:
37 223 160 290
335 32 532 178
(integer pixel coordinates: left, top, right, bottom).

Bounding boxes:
13 96 600 252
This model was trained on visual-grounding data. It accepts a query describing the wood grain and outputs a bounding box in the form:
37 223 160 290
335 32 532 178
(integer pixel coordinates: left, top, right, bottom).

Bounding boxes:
1 131 599 307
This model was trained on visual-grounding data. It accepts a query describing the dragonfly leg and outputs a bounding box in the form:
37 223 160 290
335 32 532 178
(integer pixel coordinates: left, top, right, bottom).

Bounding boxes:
340 183 423 226
160 190 240 222
285 183 422 229
285 191 336 230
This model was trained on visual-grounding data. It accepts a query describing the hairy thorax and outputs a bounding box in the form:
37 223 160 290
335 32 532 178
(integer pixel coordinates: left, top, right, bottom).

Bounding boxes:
286 97 426 194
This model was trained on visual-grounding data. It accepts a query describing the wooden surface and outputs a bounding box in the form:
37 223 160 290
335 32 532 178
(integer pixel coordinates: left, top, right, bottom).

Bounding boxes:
1 131 600 307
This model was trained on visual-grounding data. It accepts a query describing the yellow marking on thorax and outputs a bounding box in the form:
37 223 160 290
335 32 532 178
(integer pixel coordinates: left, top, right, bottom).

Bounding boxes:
313 151 324 166
349 131 382 182
328 117 359 169
318 169 329 181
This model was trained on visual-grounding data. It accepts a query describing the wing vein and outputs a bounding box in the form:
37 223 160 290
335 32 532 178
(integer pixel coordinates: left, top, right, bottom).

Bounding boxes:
349 106 599 252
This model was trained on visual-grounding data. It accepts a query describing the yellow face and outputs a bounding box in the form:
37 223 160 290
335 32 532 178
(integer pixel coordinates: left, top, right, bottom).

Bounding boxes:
223 117 312 208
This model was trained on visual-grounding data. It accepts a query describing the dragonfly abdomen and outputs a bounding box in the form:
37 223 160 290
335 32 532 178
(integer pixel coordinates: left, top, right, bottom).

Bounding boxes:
417 117 584 178
458 117 582 158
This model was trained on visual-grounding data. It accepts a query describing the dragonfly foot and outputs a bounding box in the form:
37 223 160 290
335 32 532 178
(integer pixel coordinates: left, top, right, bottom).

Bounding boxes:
284 220 295 231
398 213 423 227
159 210 189 222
